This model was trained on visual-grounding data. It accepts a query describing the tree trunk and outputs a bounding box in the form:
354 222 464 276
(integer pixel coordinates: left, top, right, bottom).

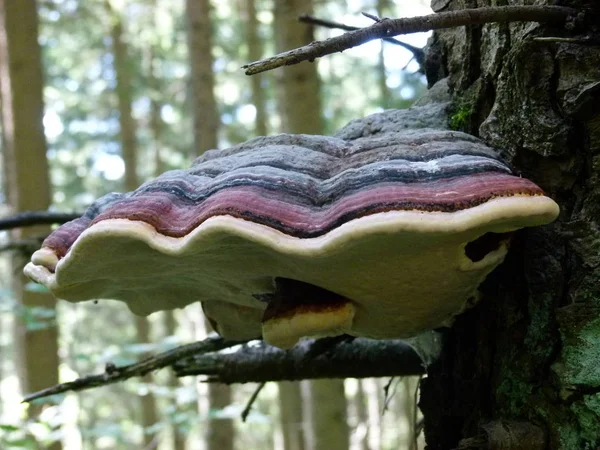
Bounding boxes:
112 16 138 191
273 0 323 134
186 0 219 156
147 28 187 449
305 379 349 450
186 3 234 447
204 319 234 450
395 377 420 450
111 11 160 448
273 1 348 449
134 316 160 448
245 0 268 137
419 1 600 449
0 2 61 449
354 380 371 450
364 379 382 450
278 382 306 450
376 0 392 109
164 311 187 450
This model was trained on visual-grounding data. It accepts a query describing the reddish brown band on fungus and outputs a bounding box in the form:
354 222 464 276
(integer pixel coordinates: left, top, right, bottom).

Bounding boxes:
42 172 544 259
262 278 350 322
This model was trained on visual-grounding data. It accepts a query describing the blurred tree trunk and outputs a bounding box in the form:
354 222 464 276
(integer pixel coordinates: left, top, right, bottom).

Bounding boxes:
203 319 234 450
186 2 234 449
111 11 160 448
273 0 323 134
186 0 218 157
403 377 421 450
354 380 371 450
148 37 166 178
0 2 61 449
365 379 382 450
147 24 187 449
305 379 349 450
244 0 267 137
164 312 186 450
376 0 391 109
273 2 349 450
278 382 306 450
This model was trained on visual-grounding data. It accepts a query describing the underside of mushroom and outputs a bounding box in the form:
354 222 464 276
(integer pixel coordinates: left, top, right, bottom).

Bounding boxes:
24 105 560 349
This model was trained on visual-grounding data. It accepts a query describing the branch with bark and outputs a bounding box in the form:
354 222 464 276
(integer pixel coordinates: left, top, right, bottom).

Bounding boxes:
0 211 81 231
243 5 577 75
0 237 45 253
24 335 428 403
298 13 425 66
175 336 426 382
23 336 243 403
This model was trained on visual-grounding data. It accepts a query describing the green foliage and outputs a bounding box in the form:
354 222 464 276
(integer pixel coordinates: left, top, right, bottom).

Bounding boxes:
0 421 60 449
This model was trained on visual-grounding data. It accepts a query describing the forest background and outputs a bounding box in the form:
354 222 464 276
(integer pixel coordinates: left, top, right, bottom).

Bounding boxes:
0 0 432 449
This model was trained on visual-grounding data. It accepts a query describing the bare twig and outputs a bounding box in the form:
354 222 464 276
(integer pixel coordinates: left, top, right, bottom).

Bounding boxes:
382 376 400 413
23 336 244 403
174 337 426 382
361 12 381 23
298 14 425 65
0 211 81 231
241 381 267 422
244 6 577 75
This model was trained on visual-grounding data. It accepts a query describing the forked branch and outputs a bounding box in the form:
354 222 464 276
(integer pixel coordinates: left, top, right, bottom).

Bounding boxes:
243 5 577 75
23 336 243 402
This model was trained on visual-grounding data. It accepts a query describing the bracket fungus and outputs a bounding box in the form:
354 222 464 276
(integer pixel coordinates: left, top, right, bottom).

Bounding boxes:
25 107 559 349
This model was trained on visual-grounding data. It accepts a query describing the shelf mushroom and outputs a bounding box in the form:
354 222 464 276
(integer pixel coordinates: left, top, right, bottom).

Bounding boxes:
25 110 559 349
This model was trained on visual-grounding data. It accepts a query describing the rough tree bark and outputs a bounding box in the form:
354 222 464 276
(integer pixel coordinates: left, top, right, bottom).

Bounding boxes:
418 1 600 449
0 2 61 449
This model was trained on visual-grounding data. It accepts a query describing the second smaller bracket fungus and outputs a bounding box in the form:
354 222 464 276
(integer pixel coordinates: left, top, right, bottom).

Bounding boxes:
24 107 560 349
261 278 356 349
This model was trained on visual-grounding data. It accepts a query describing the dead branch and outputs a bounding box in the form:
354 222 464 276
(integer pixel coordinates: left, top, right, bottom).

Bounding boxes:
243 5 577 75
23 336 244 403
25 333 432 403
0 211 81 231
174 337 426 383
298 13 425 65
0 237 45 253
